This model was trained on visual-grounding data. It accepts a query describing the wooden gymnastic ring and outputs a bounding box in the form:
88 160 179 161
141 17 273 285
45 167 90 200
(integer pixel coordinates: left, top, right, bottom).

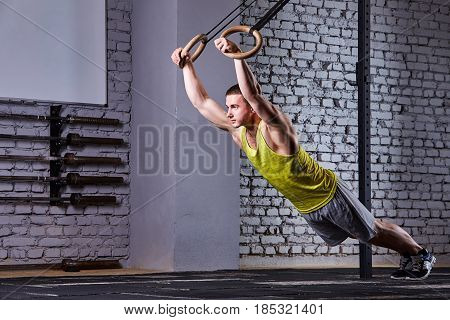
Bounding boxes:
179 34 207 68
220 25 263 60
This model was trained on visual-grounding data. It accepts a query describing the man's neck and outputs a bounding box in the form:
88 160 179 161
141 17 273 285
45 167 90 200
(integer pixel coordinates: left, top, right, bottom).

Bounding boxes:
245 119 261 137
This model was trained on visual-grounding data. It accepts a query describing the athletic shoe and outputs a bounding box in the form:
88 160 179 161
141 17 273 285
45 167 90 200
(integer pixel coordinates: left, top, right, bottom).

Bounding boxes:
390 255 412 280
405 249 436 280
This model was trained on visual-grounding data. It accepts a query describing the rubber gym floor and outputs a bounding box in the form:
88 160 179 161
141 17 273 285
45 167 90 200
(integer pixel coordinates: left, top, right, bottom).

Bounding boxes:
0 268 448 299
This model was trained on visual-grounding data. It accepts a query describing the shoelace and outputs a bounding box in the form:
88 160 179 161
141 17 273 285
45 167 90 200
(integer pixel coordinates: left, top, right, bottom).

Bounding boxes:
411 255 426 272
399 256 411 270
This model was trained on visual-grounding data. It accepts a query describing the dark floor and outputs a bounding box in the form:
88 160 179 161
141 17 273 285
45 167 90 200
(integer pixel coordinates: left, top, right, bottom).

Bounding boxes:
0 268 449 299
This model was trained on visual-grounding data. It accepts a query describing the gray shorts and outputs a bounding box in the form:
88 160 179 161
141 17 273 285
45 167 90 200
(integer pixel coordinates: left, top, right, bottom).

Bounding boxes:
303 179 377 246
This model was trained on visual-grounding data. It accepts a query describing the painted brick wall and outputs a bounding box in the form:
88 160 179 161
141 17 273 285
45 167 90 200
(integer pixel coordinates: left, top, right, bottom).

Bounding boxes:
0 0 132 265
240 0 449 266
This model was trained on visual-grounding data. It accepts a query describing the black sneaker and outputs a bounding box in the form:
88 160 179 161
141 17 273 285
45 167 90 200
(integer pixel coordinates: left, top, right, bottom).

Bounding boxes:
406 249 436 280
390 255 412 280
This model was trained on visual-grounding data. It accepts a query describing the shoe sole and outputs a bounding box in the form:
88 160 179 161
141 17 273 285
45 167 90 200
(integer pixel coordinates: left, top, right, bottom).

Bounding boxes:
405 256 437 281
390 276 407 280
390 273 408 280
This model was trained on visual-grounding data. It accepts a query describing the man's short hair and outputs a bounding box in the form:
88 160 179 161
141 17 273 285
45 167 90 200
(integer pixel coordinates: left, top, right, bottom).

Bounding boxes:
225 84 242 96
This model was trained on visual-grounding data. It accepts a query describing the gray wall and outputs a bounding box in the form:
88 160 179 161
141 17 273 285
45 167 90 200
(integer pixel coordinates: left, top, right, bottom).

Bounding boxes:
129 0 241 271
240 0 449 268
129 0 177 270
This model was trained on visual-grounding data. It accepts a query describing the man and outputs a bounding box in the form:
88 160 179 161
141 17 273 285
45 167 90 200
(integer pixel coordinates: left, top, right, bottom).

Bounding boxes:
171 38 436 280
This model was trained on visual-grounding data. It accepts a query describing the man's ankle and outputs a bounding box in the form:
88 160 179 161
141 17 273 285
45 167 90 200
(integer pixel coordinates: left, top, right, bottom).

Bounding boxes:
416 248 428 256
409 246 424 256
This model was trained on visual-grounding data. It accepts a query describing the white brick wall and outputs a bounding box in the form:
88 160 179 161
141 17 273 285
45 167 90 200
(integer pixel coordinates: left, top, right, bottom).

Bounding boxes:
240 0 449 262
0 0 132 265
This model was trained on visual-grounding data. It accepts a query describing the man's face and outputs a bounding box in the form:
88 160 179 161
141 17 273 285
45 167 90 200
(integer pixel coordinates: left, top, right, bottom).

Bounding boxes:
225 94 253 128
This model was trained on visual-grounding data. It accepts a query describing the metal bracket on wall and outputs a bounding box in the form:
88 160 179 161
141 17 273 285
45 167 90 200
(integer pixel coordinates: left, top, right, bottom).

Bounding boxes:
49 105 63 206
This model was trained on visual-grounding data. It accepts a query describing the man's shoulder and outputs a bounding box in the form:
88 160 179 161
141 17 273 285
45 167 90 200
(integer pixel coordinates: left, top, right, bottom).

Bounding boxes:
228 126 243 148
263 113 295 132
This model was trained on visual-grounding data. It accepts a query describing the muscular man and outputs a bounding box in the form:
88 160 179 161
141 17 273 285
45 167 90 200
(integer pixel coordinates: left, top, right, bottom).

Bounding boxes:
171 38 436 280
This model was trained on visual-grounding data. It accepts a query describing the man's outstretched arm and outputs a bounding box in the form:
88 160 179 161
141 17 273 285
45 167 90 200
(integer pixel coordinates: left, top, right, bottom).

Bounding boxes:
214 39 284 126
171 48 233 132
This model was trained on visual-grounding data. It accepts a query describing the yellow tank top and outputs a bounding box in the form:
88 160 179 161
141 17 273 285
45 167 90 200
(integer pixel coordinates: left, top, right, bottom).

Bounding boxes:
241 121 337 214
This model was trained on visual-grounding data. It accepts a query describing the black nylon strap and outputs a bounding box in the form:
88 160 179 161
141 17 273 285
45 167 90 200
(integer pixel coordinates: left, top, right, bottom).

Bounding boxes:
204 0 258 44
205 0 257 37
250 0 291 33
189 0 291 46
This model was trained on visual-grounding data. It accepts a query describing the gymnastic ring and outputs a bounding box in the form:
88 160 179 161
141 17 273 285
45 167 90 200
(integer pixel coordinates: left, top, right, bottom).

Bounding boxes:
179 34 207 68
220 25 263 60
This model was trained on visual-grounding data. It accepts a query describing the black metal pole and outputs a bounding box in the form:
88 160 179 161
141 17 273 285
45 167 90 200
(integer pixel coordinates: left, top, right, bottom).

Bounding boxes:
357 0 372 279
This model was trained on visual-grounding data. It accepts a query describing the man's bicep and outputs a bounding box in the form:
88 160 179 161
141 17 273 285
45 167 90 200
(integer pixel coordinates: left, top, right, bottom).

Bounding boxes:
247 95 283 125
197 98 232 131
